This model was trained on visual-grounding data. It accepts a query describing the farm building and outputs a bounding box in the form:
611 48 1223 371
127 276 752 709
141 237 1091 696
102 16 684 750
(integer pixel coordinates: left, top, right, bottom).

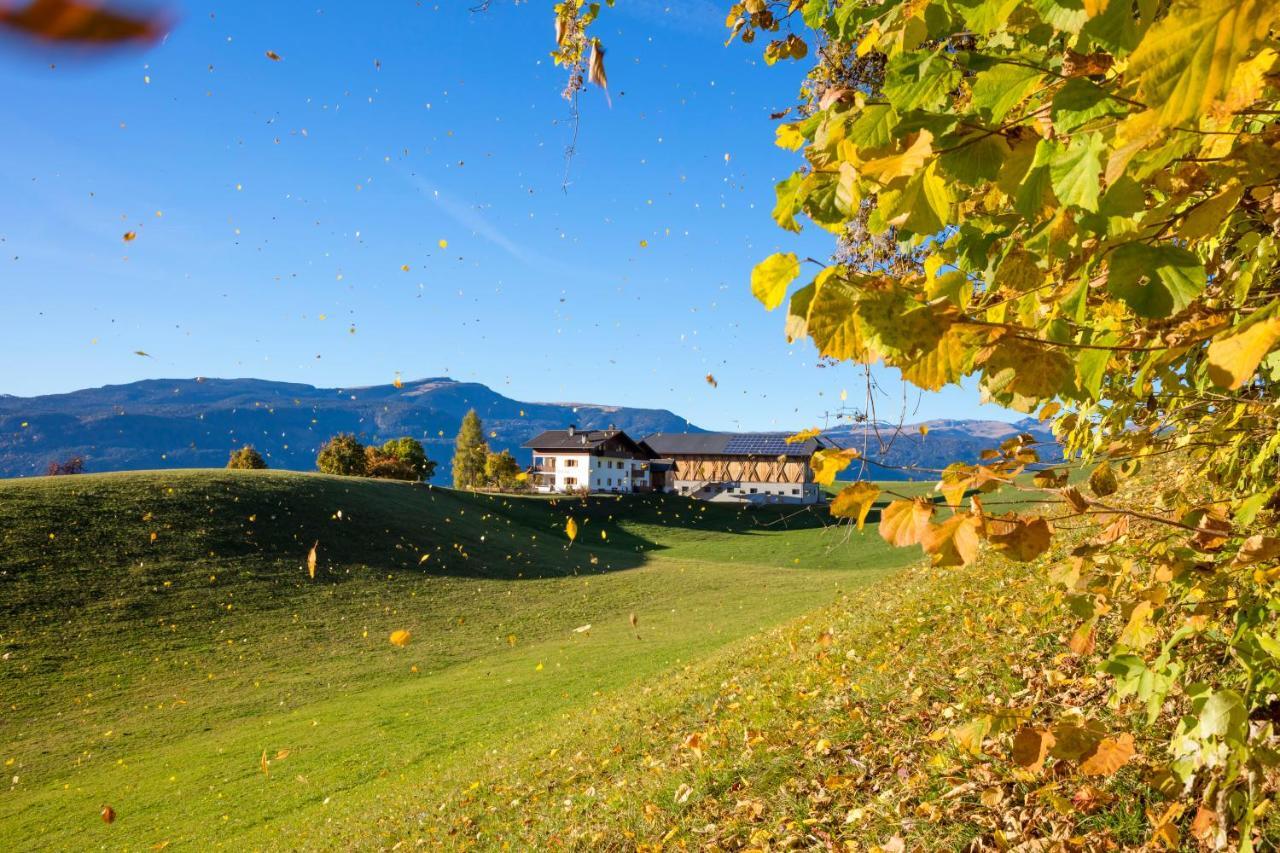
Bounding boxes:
639 432 837 505
523 427 837 504
523 427 655 494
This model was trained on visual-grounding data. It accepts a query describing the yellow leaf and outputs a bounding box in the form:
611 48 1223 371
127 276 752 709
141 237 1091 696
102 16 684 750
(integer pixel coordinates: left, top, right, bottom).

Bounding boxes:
566 517 579 542
751 252 801 311
1207 307 1280 389
307 541 318 579
859 130 933 184
921 513 981 566
122 231 137 242
1078 733 1135 776
830 482 880 530
810 447 860 486
388 629 412 647
774 123 805 151
260 749 269 776
879 498 934 547
438 238 448 249
805 275 876 362
1124 0 1278 139
987 515 1053 562
784 427 821 444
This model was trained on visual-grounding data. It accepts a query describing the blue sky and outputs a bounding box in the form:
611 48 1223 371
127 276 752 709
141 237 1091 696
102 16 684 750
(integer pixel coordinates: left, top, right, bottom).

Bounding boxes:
0 0 1013 430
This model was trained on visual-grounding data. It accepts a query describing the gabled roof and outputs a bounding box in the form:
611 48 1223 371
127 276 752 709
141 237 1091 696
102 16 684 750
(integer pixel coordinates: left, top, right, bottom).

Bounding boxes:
640 432 841 458
523 428 650 456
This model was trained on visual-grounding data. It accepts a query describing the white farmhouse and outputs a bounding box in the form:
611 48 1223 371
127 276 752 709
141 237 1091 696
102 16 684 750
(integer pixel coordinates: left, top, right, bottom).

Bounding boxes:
523 427 654 494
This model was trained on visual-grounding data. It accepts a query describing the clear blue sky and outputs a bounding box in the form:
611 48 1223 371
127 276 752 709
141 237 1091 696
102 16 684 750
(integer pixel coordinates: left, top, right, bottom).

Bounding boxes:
0 0 1014 430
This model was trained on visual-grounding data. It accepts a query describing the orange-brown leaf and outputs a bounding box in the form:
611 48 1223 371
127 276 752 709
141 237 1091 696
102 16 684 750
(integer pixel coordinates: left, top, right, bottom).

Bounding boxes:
879 498 934 547
1078 733 1135 776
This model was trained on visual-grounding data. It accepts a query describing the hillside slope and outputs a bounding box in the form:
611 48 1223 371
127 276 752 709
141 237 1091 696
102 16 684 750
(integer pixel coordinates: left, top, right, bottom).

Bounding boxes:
0 470 915 849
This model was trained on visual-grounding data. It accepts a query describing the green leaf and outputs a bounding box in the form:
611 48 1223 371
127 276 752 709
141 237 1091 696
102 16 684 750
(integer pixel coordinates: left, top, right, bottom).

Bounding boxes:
1107 243 1206 318
1014 139 1056 220
1051 78 1124 133
1049 133 1105 212
880 161 950 235
970 62 1045 122
953 0 1023 34
751 252 802 311
938 133 1010 185
1027 0 1087 34
847 104 900 152
883 50 962 113
772 173 807 233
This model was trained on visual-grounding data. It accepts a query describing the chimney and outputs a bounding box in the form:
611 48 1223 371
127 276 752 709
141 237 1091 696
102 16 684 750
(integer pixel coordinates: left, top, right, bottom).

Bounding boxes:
567 424 576 436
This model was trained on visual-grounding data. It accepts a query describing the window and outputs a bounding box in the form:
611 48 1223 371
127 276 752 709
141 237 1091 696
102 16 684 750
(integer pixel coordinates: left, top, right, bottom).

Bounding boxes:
606 478 612 486
564 477 577 486
563 458 577 467
792 488 799 495
749 488 757 494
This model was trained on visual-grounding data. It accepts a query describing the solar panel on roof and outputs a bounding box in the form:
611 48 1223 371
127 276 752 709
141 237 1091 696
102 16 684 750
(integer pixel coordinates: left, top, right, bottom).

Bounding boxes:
724 435 791 455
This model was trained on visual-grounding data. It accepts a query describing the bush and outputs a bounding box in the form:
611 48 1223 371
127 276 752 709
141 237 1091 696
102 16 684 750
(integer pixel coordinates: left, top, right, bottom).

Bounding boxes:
378 437 436 481
226 445 267 470
46 456 85 476
316 434 367 477
364 446 419 481
484 449 522 491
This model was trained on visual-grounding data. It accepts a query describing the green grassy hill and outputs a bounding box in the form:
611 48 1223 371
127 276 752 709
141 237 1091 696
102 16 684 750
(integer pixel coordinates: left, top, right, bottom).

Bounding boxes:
0 470 915 849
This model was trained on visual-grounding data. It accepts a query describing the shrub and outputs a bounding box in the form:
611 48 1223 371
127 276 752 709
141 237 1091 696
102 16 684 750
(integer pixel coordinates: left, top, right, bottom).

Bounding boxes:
484 449 522 491
378 437 436 481
364 446 419 481
316 433 367 477
46 456 85 476
226 445 267 470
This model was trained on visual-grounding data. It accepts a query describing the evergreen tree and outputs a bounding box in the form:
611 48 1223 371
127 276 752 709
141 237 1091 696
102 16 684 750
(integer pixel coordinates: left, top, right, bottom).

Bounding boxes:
451 409 488 489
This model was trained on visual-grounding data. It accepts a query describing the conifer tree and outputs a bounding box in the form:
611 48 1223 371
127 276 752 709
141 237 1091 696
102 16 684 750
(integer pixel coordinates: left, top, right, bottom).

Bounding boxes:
451 409 488 489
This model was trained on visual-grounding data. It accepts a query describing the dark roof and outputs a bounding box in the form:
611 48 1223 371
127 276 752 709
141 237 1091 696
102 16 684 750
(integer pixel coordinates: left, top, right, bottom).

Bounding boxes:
640 432 841 458
522 428 648 455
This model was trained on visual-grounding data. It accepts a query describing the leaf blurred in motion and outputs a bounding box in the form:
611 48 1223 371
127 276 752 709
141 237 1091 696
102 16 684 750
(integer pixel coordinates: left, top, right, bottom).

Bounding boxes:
0 0 167 45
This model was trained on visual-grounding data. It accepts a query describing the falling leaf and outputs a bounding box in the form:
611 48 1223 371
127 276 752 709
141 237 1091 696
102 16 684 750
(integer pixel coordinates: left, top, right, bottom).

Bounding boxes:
265 50 281 61
0 0 166 45
784 427 821 444
392 376 403 389
389 629 412 647
705 373 718 388
400 264 410 272
133 350 152 358
573 623 592 634
919 424 930 436
565 517 578 542
639 239 648 248
260 749 269 776
506 634 516 647
588 39 609 104
1011 725 1056 770
438 238 448 249
101 805 115 824
1078 733 1135 776
122 231 136 242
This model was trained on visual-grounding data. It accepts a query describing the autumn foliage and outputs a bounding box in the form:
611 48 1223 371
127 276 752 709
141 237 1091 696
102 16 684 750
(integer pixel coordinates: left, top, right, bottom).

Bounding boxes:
568 0 1280 845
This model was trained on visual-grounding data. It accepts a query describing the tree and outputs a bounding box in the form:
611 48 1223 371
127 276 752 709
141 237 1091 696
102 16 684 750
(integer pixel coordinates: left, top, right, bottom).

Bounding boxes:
551 0 1280 840
451 409 488 489
316 433 367 477
46 456 85 476
484 449 522 491
378 436 436 481
226 445 267 470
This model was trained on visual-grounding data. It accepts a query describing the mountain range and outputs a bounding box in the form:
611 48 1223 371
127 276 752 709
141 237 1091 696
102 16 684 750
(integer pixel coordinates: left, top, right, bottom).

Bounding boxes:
0 378 1060 481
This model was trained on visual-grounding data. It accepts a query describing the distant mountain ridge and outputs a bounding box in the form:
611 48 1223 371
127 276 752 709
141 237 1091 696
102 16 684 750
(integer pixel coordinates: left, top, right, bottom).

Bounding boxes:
0 378 1062 481
0 377 698 480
